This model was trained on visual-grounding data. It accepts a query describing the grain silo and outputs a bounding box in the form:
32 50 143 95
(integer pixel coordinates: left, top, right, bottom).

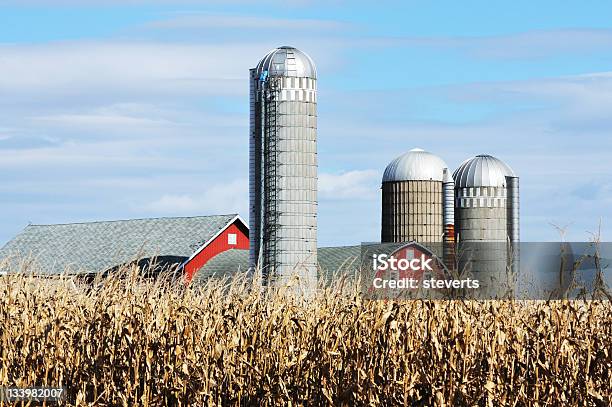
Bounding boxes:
381 148 455 250
453 154 519 295
249 46 318 288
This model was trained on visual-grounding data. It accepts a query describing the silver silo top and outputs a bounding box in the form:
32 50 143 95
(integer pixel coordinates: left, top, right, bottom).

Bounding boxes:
382 148 449 183
255 46 317 78
452 154 515 188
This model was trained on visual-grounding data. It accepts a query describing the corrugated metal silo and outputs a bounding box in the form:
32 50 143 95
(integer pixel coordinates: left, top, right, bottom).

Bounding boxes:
506 176 520 275
381 148 453 248
453 154 519 295
249 46 318 288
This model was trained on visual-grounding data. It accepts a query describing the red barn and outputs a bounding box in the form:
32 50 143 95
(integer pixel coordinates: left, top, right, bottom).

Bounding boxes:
181 215 249 282
0 214 249 284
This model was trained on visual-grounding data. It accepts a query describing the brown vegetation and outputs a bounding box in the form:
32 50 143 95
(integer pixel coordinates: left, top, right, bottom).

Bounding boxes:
0 265 610 406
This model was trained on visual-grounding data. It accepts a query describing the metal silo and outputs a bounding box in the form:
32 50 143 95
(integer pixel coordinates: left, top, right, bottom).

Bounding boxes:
442 168 456 267
453 154 519 296
249 46 318 288
507 176 520 276
381 148 454 251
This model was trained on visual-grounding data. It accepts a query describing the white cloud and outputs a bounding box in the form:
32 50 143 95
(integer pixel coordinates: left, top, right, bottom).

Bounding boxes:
143 179 248 216
0 131 13 140
453 71 612 100
370 29 612 59
144 194 199 213
143 170 382 216
11 102 246 142
145 14 346 31
461 29 612 59
0 38 346 107
141 169 381 216
0 42 257 98
33 113 177 129
319 170 380 200
444 71 612 128
0 12 349 118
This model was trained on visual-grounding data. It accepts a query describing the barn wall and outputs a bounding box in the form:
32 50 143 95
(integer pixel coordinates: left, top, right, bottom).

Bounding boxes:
184 221 249 282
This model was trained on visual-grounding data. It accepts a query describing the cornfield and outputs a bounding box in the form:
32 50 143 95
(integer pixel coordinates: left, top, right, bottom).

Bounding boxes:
0 264 610 406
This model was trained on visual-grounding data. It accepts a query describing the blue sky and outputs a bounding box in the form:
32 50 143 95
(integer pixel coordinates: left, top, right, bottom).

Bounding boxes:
1 0 611 246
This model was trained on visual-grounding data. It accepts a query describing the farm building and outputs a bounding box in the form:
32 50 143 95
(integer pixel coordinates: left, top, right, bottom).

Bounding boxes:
0 214 361 283
0 214 249 283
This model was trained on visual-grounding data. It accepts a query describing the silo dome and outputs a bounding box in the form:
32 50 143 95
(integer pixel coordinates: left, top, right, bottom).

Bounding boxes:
255 46 317 79
453 154 515 188
383 148 449 182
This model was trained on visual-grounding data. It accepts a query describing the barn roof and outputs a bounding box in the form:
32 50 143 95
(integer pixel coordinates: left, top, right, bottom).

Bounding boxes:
192 245 362 286
0 214 242 275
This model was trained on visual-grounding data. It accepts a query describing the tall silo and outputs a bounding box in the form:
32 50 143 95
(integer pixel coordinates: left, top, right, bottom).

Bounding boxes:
453 154 519 296
381 148 455 250
249 46 318 288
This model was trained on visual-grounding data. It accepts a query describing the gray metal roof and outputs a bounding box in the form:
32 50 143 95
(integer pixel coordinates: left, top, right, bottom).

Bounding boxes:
382 148 449 183
453 154 516 188
318 245 362 275
255 46 317 79
191 249 249 285
192 245 362 286
0 215 239 275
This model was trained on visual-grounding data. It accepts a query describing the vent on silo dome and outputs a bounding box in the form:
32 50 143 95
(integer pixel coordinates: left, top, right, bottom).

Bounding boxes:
382 148 449 183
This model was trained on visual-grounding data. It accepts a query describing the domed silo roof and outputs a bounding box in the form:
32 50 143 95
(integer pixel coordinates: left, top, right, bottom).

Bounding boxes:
453 154 515 188
255 46 317 78
382 148 449 182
